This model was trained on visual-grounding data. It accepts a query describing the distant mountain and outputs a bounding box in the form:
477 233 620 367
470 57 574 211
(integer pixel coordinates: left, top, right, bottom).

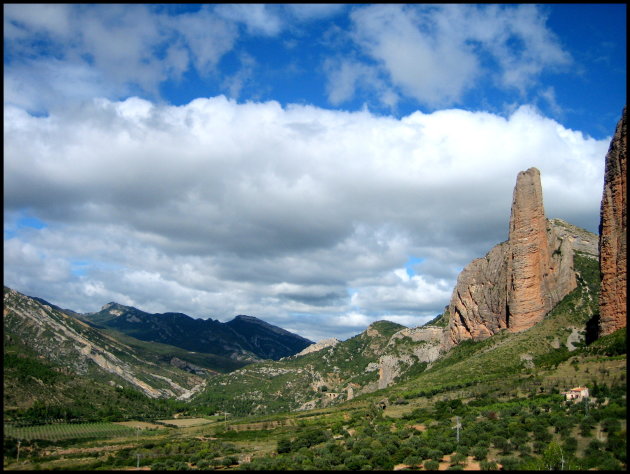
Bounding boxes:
3 287 208 404
225 315 315 360
79 303 313 362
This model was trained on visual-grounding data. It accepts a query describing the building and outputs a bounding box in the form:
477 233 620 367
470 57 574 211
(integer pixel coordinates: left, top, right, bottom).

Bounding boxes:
563 386 589 402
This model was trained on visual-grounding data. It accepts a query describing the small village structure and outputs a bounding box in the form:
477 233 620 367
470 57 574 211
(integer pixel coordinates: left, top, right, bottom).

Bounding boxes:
562 386 589 402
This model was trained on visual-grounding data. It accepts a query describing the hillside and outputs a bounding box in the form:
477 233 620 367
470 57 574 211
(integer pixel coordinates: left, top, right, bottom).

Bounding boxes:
3 287 209 421
4 271 625 470
80 303 313 361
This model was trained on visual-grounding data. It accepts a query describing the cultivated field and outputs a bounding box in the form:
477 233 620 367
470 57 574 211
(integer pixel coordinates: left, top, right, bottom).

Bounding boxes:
155 417 215 427
4 421 135 441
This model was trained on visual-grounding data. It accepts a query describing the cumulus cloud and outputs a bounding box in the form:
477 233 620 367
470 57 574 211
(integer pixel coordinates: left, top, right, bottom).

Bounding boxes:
4 4 576 119
3 97 609 341
215 4 283 36
3 4 237 112
328 4 572 109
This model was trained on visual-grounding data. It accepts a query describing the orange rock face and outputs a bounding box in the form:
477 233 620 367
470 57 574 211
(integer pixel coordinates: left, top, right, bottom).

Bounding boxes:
446 168 587 347
506 168 555 331
506 168 577 332
598 107 627 337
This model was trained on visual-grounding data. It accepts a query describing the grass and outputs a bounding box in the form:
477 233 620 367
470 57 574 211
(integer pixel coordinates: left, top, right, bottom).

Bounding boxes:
4 422 135 442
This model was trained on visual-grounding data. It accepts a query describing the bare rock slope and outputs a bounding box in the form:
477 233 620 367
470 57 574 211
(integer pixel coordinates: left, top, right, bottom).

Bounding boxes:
446 168 597 348
598 107 627 337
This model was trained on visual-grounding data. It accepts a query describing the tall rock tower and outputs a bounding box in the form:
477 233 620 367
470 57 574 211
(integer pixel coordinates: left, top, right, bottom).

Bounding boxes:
506 168 554 330
598 107 627 337
446 167 587 348
506 168 577 331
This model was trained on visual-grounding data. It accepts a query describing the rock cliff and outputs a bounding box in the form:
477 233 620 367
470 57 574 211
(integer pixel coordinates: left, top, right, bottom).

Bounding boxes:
507 168 577 331
294 338 341 357
598 107 627 337
377 326 445 389
446 168 596 347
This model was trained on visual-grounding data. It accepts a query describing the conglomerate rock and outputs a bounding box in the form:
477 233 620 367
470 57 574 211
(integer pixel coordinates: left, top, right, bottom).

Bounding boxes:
445 168 593 347
598 107 627 337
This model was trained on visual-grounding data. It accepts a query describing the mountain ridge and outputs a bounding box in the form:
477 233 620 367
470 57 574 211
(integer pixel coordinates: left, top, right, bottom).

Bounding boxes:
76 301 313 362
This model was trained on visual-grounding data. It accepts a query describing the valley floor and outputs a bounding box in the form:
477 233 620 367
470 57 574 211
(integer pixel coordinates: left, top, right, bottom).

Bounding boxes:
4 352 626 471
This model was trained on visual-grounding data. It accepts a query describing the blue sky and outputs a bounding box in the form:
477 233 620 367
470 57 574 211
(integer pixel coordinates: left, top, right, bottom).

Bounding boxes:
3 4 626 341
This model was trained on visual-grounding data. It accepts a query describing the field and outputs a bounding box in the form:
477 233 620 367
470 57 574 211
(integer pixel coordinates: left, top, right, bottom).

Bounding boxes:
4 421 135 442
155 417 216 427
114 421 166 430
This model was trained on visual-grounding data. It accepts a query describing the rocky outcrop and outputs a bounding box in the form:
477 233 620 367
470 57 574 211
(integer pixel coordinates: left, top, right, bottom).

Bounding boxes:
507 168 577 331
446 168 596 347
447 241 510 346
377 326 445 389
598 107 627 337
294 338 340 357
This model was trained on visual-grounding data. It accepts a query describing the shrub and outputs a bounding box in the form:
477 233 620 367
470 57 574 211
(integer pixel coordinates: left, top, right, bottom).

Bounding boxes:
450 453 466 466
471 446 488 461
498 456 519 471
447 465 464 470
424 459 439 470
277 436 292 454
479 460 498 470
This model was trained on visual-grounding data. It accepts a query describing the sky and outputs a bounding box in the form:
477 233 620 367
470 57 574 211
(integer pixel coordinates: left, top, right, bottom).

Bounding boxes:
3 4 627 342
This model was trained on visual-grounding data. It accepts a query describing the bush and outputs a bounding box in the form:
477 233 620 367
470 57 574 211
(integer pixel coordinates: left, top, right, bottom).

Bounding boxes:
277 437 292 454
471 446 488 461
447 465 464 470
498 456 519 471
450 453 466 466
480 460 498 470
424 459 439 470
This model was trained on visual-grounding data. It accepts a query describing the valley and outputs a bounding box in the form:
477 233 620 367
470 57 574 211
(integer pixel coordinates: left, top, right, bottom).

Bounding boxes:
3 107 627 471
3 261 626 470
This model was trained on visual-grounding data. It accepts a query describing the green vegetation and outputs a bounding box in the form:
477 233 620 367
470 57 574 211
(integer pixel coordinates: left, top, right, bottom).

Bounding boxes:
4 422 136 442
99 328 248 373
3 239 627 471
234 382 626 471
587 327 626 357
3 352 62 385
424 311 449 327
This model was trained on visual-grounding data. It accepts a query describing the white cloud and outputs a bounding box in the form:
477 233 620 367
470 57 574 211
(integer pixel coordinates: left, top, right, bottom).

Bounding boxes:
4 4 72 39
215 4 282 36
3 96 609 341
170 6 238 74
330 4 572 109
3 5 239 112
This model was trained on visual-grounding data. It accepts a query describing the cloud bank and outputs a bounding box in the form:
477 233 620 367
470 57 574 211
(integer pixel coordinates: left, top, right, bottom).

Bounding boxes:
4 97 608 341
5 4 573 117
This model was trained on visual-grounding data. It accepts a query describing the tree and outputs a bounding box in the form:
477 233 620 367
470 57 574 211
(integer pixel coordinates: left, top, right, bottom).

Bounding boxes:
601 417 620 433
498 456 519 471
540 441 568 470
345 454 369 470
450 453 467 466
471 446 488 461
424 459 439 470
402 455 422 468
277 436 292 454
479 459 498 470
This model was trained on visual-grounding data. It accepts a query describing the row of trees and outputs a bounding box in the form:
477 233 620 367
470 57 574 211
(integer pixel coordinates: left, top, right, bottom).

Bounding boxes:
239 382 626 471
